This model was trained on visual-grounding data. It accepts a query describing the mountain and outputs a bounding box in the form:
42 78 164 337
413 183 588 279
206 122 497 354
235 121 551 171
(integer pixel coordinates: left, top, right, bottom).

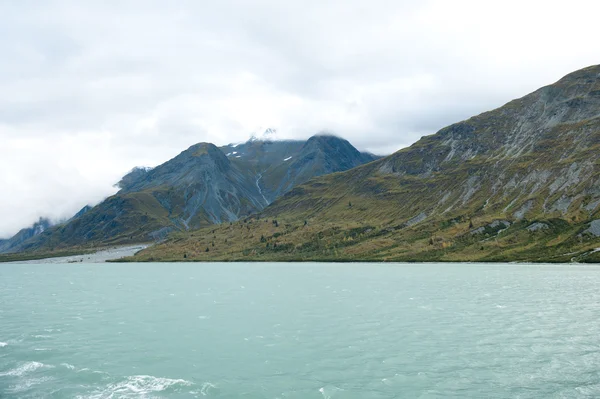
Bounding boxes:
131 65 600 263
9 134 377 253
0 218 53 254
220 135 377 203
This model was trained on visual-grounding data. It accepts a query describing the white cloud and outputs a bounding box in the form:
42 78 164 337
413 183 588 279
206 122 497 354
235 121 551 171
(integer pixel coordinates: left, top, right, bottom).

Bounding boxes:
1 0 600 237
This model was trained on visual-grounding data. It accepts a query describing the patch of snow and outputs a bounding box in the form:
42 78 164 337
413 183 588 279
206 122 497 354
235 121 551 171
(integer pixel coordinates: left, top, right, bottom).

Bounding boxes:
235 155 241 158
226 153 232 156
232 151 237 155
283 156 292 161
249 128 278 142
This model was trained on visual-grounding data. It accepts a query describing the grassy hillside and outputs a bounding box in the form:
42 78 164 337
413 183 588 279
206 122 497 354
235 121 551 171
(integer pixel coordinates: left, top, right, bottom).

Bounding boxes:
124 65 600 263
121 202 600 263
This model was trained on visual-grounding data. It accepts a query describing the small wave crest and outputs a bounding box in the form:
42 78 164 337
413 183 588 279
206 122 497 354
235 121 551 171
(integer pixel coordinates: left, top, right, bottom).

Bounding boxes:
10 376 54 393
201 382 217 396
0 342 7 347
82 375 193 398
319 386 344 399
0 361 51 377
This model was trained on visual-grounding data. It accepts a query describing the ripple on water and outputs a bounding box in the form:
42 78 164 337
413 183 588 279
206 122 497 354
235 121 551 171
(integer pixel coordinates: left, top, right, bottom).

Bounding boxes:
79 375 194 398
10 376 54 394
3 263 600 398
0 361 51 377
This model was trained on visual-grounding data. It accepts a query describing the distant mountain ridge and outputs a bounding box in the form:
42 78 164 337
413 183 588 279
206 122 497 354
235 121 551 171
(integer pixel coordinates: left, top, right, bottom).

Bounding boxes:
0 218 53 253
4 134 377 253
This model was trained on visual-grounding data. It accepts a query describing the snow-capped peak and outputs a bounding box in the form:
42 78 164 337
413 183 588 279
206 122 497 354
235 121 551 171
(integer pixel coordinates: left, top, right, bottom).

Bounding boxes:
249 127 279 142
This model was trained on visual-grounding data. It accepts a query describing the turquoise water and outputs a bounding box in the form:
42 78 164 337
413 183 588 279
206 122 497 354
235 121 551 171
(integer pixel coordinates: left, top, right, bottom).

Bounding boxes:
1 262 600 398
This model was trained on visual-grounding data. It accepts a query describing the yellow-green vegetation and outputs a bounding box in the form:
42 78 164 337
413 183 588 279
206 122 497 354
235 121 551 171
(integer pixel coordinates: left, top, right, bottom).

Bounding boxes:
122 165 600 263
122 65 600 263
121 199 600 263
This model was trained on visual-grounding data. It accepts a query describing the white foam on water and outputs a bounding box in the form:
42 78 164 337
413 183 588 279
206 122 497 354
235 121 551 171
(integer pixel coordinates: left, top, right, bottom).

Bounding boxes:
61 363 76 370
0 342 7 347
10 376 54 393
82 375 193 398
200 382 217 396
0 361 51 377
319 386 344 399
33 334 52 339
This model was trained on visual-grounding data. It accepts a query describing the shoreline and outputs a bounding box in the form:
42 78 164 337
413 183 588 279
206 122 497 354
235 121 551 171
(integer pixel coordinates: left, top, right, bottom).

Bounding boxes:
3 244 150 264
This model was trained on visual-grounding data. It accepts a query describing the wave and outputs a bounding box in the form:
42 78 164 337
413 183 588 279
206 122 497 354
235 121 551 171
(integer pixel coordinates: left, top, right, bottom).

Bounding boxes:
9 376 53 394
0 342 7 347
319 386 344 399
200 382 217 396
81 375 194 398
0 361 51 377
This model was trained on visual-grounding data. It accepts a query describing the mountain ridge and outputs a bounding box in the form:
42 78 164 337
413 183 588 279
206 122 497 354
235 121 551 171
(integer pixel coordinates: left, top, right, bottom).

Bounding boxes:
3 134 377 254
0 218 53 253
128 64 600 263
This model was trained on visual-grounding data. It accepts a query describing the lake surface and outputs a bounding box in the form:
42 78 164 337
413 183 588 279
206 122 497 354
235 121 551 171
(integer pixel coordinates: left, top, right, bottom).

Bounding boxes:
1 262 600 398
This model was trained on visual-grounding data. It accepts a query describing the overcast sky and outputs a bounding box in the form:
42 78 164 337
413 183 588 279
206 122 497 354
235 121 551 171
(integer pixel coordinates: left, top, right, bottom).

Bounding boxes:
1 0 599 238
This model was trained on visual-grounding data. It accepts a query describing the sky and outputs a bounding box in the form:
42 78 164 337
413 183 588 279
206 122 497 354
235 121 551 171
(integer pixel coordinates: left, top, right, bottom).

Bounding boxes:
1 0 600 238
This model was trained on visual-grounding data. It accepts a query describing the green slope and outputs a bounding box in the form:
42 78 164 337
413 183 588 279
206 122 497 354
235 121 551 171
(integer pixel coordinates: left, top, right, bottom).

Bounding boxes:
128 65 600 263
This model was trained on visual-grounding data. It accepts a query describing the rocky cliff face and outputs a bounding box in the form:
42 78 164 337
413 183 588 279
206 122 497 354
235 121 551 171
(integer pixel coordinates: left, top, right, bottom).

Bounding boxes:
219 135 378 204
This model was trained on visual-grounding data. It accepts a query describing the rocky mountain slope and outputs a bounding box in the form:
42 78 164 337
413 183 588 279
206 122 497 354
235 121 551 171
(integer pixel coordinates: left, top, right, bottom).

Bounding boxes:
131 65 600 263
221 135 377 203
0 218 53 253
6 134 376 253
